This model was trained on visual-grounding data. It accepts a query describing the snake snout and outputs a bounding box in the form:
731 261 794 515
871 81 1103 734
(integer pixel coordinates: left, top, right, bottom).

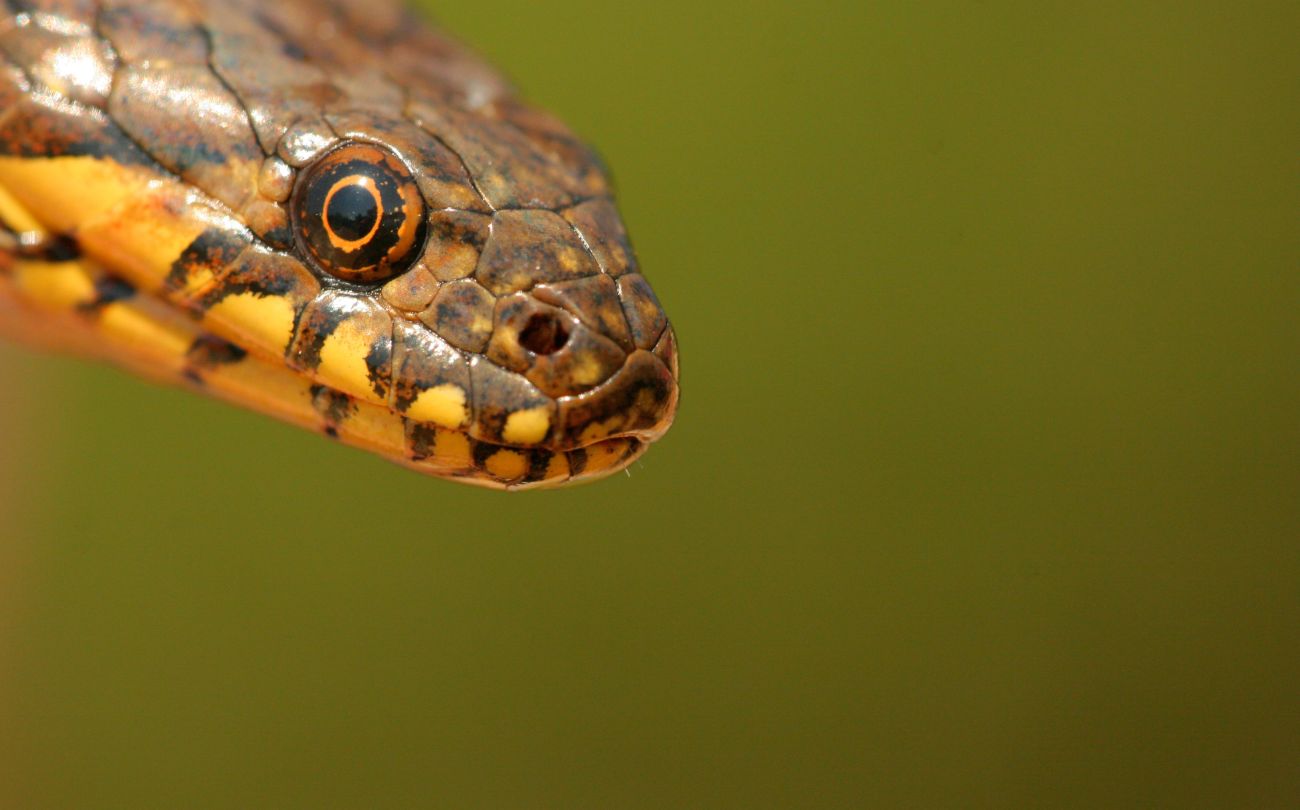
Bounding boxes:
552 341 678 450
480 284 677 451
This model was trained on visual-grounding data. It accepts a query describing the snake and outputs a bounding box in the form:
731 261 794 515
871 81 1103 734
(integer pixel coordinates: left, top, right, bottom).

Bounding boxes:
0 0 678 490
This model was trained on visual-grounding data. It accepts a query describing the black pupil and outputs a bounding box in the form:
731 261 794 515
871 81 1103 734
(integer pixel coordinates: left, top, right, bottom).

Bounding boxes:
326 183 379 243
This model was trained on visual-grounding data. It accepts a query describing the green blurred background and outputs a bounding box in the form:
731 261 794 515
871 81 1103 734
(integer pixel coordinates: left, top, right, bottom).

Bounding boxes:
1 1 1297 807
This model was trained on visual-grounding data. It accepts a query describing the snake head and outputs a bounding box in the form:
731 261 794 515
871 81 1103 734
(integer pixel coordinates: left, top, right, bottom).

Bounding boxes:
271 92 680 488
0 0 677 489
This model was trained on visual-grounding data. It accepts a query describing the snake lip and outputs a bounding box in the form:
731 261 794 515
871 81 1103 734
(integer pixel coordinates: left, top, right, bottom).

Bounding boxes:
549 347 678 451
450 348 675 489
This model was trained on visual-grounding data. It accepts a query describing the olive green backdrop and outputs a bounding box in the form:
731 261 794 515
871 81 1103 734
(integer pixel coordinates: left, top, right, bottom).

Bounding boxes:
1 2 1297 807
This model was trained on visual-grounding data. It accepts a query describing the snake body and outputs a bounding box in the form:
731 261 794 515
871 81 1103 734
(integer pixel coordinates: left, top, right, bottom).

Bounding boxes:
0 0 678 489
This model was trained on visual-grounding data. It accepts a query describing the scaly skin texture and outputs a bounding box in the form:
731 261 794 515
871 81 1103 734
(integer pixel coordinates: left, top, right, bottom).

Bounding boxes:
0 0 678 489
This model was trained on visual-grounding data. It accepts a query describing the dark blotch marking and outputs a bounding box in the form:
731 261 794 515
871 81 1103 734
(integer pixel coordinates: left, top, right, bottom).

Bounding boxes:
364 336 393 399
567 448 588 477
406 422 438 460
525 449 554 483
310 383 356 431
186 333 247 366
165 227 250 293
183 334 247 385
78 276 136 313
291 305 348 370
194 249 322 348
14 233 81 262
471 438 498 471
202 264 304 304
259 224 294 253
0 96 159 166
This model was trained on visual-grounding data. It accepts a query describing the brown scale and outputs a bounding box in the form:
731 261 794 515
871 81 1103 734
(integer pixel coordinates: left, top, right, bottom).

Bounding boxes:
381 264 438 313
422 210 490 281
422 278 494 353
563 198 640 277
0 17 115 107
475 209 601 295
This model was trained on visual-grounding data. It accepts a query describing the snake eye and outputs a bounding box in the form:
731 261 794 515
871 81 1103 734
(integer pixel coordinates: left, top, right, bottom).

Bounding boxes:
292 142 427 283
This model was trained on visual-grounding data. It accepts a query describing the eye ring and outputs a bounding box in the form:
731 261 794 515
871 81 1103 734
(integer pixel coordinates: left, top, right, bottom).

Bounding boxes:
291 141 427 283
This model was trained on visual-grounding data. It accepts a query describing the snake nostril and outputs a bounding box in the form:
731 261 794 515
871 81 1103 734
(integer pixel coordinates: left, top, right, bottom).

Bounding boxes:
518 311 570 356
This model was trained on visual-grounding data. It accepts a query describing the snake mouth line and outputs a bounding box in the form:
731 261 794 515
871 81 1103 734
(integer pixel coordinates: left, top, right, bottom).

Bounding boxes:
409 347 676 488
482 387 677 487
399 430 647 491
